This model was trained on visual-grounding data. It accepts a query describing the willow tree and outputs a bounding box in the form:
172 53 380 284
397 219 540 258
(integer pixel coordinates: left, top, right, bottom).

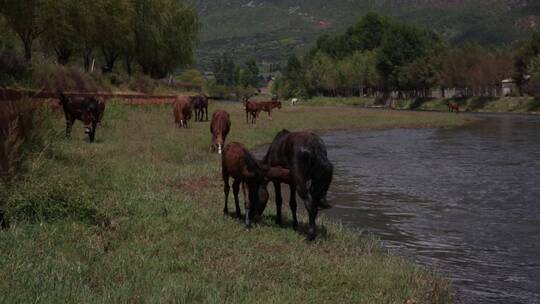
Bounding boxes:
40 0 80 65
133 0 199 78
94 0 134 71
0 0 45 62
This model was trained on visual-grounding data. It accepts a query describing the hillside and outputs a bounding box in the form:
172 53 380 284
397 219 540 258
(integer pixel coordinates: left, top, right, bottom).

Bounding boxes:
184 0 540 69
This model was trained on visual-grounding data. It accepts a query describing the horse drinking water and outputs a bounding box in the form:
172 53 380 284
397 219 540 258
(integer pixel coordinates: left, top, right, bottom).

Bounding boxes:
263 130 333 241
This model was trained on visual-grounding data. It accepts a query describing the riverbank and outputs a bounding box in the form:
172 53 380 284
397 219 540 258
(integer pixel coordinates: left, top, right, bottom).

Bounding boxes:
0 103 467 303
302 96 540 114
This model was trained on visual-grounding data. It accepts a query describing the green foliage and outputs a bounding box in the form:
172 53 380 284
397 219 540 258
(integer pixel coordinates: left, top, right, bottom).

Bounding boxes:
0 0 45 61
40 0 79 65
176 69 207 88
133 0 200 78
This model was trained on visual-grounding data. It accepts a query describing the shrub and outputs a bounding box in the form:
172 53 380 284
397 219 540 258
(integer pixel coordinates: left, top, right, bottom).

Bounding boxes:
32 64 98 92
0 99 50 183
0 51 31 86
129 74 157 94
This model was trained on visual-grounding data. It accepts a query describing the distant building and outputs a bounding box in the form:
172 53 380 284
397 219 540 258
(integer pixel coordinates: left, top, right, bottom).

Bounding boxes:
502 79 517 96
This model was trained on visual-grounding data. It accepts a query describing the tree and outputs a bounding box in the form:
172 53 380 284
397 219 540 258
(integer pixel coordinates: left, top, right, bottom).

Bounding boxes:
133 0 199 78
0 0 45 62
245 59 259 87
94 0 134 71
376 23 443 92
41 0 79 65
71 0 98 71
514 32 540 96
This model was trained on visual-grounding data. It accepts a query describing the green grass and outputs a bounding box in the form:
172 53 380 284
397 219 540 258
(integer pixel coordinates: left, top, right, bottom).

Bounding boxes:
0 102 468 303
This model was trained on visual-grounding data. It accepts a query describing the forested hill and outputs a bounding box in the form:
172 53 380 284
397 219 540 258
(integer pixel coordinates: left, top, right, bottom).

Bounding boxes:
185 0 540 69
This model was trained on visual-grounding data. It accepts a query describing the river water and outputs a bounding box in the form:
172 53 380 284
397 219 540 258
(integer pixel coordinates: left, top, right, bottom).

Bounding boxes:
321 114 540 304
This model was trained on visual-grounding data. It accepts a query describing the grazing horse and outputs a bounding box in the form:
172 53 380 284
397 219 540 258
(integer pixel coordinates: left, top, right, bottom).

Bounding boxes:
173 96 193 128
210 110 231 154
263 130 333 241
290 98 299 106
58 91 105 143
257 101 282 118
243 99 260 124
192 94 209 121
222 142 270 228
448 102 460 113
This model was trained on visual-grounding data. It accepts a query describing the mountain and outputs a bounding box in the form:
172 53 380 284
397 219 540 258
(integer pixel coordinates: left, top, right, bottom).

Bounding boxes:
184 0 540 70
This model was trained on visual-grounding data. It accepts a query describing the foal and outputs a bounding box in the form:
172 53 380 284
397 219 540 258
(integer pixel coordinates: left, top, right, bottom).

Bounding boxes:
222 142 270 228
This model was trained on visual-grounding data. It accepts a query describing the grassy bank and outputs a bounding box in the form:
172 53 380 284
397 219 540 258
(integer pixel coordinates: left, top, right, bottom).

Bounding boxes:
303 96 540 113
0 103 468 303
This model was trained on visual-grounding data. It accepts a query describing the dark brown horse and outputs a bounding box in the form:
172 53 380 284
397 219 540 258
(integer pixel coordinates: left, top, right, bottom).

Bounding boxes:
257 101 282 118
448 102 460 113
192 94 209 121
58 91 105 142
263 130 333 241
222 142 270 228
210 110 231 154
173 96 193 128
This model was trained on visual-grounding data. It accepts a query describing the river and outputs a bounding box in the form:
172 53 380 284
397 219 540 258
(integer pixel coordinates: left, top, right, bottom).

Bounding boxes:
321 114 540 304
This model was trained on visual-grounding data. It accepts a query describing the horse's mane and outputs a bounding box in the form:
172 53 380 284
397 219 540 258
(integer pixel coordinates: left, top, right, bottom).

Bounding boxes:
263 129 290 163
244 151 268 179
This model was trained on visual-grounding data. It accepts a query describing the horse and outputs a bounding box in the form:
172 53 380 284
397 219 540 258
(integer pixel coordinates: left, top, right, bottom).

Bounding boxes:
263 130 333 241
243 99 260 124
290 98 299 106
192 94 209 121
257 101 282 118
448 102 460 113
222 142 271 228
173 96 193 128
58 91 105 143
210 110 231 154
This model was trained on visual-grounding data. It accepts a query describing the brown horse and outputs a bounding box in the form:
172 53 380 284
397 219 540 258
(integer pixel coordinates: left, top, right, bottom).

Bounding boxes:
243 99 260 124
448 102 460 113
173 96 193 128
257 101 282 118
210 110 231 154
58 91 106 143
192 94 209 121
263 130 333 241
222 142 270 228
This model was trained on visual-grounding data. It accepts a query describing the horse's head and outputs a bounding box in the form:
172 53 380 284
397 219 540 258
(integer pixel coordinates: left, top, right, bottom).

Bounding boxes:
212 132 225 154
276 102 282 109
310 161 333 209
82 99 99 135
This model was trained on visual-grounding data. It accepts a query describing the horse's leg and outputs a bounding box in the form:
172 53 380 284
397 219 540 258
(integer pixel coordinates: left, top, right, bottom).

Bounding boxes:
223 172 230 215
89 121 97 143
289 183 298 231
294 173 317 241
205 106 208 121
66 117 74 137
233 180 241 218
273 181 283 226
245 183 257 229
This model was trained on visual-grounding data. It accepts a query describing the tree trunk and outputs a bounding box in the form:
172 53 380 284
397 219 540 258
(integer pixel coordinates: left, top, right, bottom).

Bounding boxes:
23 39 32 63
